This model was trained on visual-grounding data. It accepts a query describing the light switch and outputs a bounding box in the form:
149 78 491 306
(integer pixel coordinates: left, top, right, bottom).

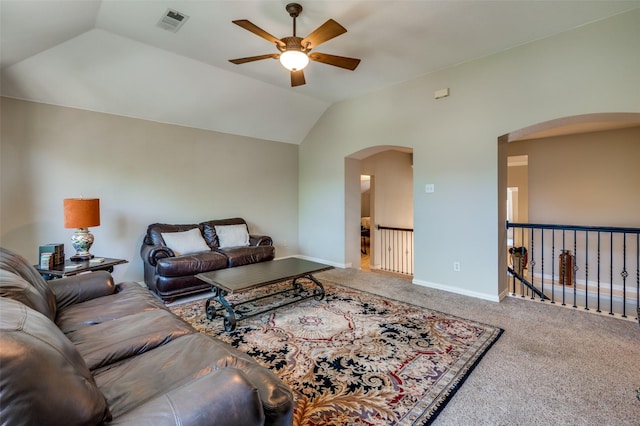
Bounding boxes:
425 184 435 193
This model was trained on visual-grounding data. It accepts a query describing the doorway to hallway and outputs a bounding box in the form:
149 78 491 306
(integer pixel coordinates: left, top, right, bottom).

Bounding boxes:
360 174 371 270
349 147 413 275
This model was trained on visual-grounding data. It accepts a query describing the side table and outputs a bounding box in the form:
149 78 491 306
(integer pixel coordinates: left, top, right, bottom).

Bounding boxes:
36 257 128 280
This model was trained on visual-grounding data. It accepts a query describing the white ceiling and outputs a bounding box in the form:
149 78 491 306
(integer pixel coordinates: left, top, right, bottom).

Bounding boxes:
2 0 639 144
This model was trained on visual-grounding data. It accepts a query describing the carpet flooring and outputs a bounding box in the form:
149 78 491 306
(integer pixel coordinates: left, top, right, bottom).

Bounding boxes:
318 268 640 425
170 280 502 425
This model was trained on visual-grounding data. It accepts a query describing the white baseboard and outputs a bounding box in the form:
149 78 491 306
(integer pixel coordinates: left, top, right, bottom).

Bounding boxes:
498 286 510 301
412 279 501 302
276 255 349 269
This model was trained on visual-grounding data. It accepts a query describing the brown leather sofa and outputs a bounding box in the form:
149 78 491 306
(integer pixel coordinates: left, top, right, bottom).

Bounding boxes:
141 218 275 302
0 247 293 425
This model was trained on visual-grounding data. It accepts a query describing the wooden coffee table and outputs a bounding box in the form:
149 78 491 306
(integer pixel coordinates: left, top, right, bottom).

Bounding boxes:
196 258 333 331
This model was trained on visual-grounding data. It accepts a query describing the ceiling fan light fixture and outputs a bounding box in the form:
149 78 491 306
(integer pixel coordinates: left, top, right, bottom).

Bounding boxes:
229 3 359 86
279 50 309 71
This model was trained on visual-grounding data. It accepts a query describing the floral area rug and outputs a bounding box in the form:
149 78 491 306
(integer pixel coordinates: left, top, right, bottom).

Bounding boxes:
170 280 503 425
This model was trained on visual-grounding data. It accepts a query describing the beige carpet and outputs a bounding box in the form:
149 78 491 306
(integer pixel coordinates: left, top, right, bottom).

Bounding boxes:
314 268 640 425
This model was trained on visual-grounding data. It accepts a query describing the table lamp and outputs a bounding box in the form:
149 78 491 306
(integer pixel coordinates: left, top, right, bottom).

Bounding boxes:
64 198 100 261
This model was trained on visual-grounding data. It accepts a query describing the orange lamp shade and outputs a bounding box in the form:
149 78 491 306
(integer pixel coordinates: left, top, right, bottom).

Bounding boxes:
64 198 100 229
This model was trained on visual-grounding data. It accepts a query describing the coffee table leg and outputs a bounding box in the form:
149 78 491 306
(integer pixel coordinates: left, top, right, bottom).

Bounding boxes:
205 298 216 320
219 296 237 332
308 275 326 301
292 274 325 301
206 288 237 331
291 278 304 295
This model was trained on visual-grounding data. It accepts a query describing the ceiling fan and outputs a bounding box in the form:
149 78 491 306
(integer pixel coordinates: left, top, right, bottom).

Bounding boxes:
229 2 361 87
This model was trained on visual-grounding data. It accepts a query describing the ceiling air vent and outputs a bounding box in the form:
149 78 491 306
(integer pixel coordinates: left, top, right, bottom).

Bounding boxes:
157 9 189 33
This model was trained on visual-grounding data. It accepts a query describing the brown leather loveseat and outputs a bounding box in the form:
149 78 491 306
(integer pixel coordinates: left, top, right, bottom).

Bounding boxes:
0 247 293 425
141 218 275 302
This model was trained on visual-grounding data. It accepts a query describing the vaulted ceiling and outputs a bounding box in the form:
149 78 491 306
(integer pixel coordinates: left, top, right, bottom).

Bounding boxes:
2 1 638 144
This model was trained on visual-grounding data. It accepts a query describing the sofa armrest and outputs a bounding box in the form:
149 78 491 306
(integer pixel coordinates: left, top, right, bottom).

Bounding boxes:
51 271 116 310
249 235 273 246
108 369 266 426
140 244 175 267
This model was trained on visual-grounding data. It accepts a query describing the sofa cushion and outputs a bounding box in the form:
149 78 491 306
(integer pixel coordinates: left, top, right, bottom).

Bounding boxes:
219 245 276 268
92 333 293 421
56 282 167 334
0 247 56 320
66 309 195 370
161 228 211 256
156 251 228 277
0 270 53 319
215 224 250 248
0 297 111 424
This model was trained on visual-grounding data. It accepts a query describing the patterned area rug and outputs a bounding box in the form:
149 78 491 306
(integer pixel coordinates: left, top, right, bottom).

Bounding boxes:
170 280 503 425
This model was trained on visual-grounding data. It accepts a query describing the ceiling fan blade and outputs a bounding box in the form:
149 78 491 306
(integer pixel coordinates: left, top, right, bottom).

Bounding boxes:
229 53 280 65
232 20 285 48
291 70 306 87
309 52 360 70
301 19 347 49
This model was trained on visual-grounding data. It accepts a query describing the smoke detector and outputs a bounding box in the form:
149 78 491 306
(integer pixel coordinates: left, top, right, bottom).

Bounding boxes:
157 9 189 33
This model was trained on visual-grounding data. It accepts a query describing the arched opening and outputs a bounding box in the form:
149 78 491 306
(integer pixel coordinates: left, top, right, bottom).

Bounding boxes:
497 112 640 297
346 145 414 275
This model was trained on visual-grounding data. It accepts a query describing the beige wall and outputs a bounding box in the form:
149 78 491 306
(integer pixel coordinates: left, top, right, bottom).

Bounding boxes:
0 97 299 283
299 9 640 301
361 150 414 229
508 127 640 227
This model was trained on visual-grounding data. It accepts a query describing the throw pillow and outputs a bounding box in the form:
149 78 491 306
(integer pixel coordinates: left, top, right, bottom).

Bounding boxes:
215 224 250 248
161 228 210 256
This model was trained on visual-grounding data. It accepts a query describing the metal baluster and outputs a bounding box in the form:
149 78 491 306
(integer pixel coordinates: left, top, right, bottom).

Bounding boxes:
562 230 566 306
393 230 397 272
540 228 545 302
521 226 526 297
551 229 556 304
382 228 386 271
411 231 415 275
529 229 535 299
584 232 589 311
597 231 601 313
573 229 577 309
401 230 404 274
610 232 614 316
621 233 627 318
636 234 640 322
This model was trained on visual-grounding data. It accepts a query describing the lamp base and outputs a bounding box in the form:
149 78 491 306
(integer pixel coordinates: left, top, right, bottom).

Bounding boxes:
70 227 95 261
70 253 94 261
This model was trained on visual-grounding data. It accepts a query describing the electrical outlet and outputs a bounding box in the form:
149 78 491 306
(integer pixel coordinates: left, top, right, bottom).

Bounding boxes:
453 261 461 272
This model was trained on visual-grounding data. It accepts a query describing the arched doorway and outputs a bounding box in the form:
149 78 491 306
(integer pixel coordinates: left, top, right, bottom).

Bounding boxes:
346 145 414 273
497 112 640 295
